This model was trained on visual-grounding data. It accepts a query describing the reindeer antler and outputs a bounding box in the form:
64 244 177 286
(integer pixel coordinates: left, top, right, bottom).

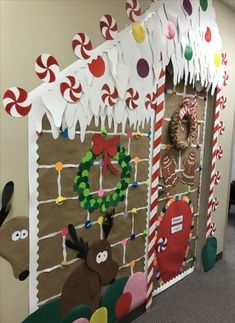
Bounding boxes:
66 224 89 259
102 209 114 239
0 181 14 227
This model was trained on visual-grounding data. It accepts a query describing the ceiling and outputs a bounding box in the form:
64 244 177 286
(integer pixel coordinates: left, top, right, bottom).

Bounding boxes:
222 0 235 11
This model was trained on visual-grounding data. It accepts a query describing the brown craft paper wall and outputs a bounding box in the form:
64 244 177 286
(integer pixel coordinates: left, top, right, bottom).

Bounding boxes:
36 117 150 304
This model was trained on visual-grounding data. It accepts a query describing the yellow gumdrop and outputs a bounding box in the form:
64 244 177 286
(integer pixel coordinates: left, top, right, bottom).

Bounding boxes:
98 216 104 225
132 21 146 43
131 207 137 215
55 161 63 171
56 196 65 205
214 52 221 68
135 131 142 139
133 156 140 164
130 260 136 269
90 307 108 323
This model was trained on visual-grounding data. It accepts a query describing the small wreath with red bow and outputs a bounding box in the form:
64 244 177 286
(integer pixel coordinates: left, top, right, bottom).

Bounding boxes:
74 134 132 213
169 97 198 150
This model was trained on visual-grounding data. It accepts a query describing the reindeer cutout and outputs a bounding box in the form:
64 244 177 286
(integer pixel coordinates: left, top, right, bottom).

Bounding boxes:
0 181 29 281
60 209 119 317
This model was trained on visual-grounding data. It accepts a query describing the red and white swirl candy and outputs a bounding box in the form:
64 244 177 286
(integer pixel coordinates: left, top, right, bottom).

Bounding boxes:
220 95 227 110
100 14 118 40
126 88 139 110
35 54 60 83
101 84 118 107
222 52 228 66
145 92 157 110
214 171 221 185
223 71 229 86
218 121 225 136
3 87 32 118
157 237 167 253
211 198 219 212
72 33 92 60
210 222 216 236
60 75 83 103
126 0 141 22
216 146 223 160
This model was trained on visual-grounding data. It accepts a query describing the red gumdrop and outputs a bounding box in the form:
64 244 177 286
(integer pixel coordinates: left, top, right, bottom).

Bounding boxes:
88 56 105 77
115 292 132 320
205 26 211 42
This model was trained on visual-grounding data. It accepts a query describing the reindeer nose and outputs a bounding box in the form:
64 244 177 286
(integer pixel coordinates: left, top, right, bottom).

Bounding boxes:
19 270 29 281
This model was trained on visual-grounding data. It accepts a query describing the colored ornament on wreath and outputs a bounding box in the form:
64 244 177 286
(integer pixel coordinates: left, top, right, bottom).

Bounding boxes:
169 97 198 150
74 134 132 213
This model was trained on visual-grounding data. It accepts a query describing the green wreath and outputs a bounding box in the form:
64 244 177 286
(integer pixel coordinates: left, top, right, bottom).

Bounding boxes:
74 145 132 213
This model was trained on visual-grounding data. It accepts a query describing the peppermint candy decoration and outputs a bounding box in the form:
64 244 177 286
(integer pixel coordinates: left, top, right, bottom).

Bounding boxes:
210 222 216 236
216 146 223 160
220 95 227 110
126 88 139 110
222 52 228 66
35 54 60 83
101 84 118 107
145 92 157 110
218 120 225 136
157 237 167 252
211 197 219 212
60 75 83 103
223 71 229 86
72 33 92 60
126 0 141 22
100 14 118 40
3 87 32 118
214 171 221 185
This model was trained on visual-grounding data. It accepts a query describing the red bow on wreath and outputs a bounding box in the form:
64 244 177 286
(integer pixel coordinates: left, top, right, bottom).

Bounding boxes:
92 134 120 175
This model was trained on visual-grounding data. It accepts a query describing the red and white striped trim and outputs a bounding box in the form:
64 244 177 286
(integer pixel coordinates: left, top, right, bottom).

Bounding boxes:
206 87 222 239
146 69 166 309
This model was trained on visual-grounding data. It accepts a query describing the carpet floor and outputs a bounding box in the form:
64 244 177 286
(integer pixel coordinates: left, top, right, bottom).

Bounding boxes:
134 212 235 323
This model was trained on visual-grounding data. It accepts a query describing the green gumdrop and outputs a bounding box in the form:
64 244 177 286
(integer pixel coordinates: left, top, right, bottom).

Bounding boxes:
101 204 107 213
79 182 87 189
184 45 193 61
116 182 122 189
101 277 129 323
22 299 60 323
200 0 208 11
82 169 89 177
60 304 91 323
83 188 90 197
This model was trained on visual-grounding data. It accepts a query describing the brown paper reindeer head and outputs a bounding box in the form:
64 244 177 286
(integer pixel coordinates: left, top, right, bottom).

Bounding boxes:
0 181 29 281
60 209 119 317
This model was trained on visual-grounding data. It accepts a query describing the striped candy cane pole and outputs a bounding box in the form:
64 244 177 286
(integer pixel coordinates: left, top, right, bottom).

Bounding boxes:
146 69 166 309
206 87 222 239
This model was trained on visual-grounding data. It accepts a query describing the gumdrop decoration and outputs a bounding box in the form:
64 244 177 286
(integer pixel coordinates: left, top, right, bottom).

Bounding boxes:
165 21 176 40
132 21 146 43
183 0 192 16
184 45 193 61
200 0 208 11
205 27 212 42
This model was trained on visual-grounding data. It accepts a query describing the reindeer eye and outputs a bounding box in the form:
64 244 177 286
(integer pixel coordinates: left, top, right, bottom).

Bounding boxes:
102 251 108 262
96 252 103 264
20 229 28 239
11 231 21 241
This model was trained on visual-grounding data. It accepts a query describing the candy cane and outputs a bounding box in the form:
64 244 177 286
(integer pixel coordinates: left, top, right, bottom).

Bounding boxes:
223 71 229 86
218 121 225 136
145 92 157 110
220 96 227 110
35 54 60 83
214 171 221 185
100 14 118 40
72 33 92 60
126 0 141 22
216 145 223 160
60 75 83 103
126 88 139 110
146 69 166 309
101 84 118 107
3 87 32 118
206 87 222 239
222 53 227 66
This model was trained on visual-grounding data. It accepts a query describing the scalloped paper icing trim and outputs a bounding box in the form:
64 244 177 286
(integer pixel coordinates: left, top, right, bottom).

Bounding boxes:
152 266 194 297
